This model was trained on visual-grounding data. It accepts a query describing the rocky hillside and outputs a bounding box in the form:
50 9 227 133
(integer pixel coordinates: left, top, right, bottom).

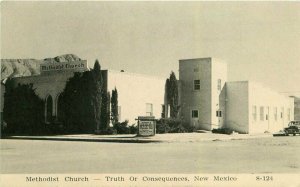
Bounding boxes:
1 54 81 80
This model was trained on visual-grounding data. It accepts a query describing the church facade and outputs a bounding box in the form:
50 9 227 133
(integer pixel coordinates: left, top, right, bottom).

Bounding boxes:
178 57 295 133
8 60 165 125
2 56 297 134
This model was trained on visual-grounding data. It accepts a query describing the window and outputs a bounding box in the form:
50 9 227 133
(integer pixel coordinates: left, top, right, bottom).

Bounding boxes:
217 79 222 91
194 80 200 90
274 107 277 121
146 103 153 116
192 110 199 118
252 106 257 121
216 111 222 117
281 107 284 119
260 106 264 121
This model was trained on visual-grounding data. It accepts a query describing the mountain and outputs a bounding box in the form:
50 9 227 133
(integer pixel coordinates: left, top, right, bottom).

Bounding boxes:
1 54 81 80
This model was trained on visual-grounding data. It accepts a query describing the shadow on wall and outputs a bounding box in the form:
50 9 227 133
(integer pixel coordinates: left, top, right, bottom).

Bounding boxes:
224 120 248 134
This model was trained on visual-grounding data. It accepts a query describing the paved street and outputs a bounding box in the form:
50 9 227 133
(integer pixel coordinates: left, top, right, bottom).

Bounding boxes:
1 135 299 173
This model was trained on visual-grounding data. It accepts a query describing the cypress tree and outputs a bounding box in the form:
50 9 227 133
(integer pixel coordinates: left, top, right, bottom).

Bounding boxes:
111 88 118 124
92 59 103 132
100 91 110 130
167 71 179 119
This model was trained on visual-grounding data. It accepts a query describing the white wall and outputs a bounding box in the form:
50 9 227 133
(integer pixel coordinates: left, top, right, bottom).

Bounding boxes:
107 70 165 125
248 82 294 133
224 81 294 134
179 57 228 130
211 59 227 129
179 58 212 130
224 81 249 133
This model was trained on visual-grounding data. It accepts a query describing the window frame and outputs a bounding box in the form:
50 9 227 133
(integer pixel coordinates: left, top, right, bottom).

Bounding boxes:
192 110 199 118
146 103 153 116
193 80 200 91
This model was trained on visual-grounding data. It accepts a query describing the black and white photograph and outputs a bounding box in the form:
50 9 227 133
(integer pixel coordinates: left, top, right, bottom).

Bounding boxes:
0 1 299 187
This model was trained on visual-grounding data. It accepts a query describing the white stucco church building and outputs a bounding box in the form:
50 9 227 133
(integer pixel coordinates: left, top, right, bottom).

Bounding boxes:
178 57 294 133
3 56 295 134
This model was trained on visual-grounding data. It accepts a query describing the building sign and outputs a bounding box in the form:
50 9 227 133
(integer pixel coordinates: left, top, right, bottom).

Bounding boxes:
137 116 156 136
40 60 88 73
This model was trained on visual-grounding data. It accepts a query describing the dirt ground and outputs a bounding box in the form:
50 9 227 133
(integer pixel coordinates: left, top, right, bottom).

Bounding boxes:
1 136 299 173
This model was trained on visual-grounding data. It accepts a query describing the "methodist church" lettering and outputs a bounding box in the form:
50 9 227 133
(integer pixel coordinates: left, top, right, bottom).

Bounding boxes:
40 61 87 72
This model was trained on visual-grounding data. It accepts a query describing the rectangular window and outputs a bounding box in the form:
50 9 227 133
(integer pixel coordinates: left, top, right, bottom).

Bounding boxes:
192 110 199 118
194 80 200 90
252 106 257 121
217 79 222 91
274 107 277 121
146 103 153 116
260 106 264 121
216 111 222 117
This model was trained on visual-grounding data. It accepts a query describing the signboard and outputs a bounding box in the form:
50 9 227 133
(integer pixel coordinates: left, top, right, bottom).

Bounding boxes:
40 60 88 73
137 116 156 136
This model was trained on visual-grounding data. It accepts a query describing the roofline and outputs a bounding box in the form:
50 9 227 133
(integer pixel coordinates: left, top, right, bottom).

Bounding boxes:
179 57 212 62
105 69 167 80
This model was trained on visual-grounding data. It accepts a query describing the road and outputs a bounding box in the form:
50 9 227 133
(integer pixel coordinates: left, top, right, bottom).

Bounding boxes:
1 136 299 173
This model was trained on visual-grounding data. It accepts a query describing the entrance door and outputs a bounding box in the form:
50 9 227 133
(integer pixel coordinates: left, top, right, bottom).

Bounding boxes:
191 109 199 127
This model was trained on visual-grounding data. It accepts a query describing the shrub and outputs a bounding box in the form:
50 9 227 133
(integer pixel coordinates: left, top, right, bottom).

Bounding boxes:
3 82 45 136
95 127 117 135
212 128 233 135
128 124 138 134
156 118 195 134
111 120 138 134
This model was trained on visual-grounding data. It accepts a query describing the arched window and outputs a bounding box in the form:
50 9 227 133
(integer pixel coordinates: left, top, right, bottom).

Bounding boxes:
46 95 53 123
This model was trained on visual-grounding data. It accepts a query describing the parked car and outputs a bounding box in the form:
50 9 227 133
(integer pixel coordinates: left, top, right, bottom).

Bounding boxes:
284 121 300 136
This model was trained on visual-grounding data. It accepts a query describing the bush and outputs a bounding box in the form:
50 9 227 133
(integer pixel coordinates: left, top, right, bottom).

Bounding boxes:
212 128 233 135
128 124 138 134
3 82 45 136
95 127 117 135
113 121 129 134
156 118 195 134
112 120 137 134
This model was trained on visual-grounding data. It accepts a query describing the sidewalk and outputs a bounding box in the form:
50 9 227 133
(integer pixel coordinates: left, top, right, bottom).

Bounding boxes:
3 132 273 143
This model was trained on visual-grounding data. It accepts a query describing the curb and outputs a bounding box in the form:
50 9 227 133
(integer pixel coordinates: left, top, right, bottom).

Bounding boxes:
2 136 162 143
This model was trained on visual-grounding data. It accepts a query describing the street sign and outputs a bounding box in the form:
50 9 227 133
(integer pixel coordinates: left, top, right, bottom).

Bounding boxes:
137 116 156 136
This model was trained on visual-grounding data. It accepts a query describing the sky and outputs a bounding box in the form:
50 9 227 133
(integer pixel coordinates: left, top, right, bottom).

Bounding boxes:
1 1 300 96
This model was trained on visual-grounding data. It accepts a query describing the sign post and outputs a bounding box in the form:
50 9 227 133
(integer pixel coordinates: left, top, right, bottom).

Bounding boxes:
137 116 156 136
